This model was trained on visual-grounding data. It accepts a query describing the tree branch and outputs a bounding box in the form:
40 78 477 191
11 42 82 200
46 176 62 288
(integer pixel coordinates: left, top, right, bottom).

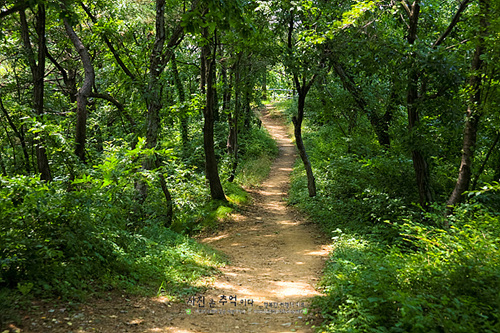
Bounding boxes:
0 2 28 19
433 0 471 47
80 2 137 81
401 0 411 17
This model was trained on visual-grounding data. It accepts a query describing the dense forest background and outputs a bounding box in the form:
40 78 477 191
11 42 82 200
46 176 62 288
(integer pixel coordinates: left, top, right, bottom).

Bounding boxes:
1 0 499 331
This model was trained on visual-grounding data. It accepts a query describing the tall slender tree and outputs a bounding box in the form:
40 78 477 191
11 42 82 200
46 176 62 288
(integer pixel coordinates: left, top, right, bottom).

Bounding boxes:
19 3 52 181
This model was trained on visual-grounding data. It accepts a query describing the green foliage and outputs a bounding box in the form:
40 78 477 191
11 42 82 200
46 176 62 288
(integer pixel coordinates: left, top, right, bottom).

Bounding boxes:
287 105 500 332
314 211 500 333
235 125 279 187
0 140 227 304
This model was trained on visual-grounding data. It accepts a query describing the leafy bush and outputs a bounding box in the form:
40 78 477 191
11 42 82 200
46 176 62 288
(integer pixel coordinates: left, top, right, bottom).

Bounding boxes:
0 139 227 302
314 212 500 333
235 123 279 187
284 98 500 332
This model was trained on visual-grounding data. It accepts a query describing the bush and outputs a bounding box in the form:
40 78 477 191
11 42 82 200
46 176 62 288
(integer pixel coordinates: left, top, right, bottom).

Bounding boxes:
0 140 227 302
315 212 500 333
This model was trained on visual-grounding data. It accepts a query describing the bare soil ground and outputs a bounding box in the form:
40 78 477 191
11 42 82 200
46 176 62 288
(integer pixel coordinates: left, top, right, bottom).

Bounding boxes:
12 105 330 333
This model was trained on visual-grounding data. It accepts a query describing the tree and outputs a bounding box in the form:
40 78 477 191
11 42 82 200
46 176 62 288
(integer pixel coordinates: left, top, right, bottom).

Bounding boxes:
19 3 52 181
285 8 320 197
62 6 95 163
447 0 491 208
200 26 226 201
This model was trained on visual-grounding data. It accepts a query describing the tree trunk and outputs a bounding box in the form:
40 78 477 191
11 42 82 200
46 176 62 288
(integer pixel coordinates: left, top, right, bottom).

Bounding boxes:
0 147 6 176
293 90 316 197
136 0 181 226
494 152 500 183
287 10 317 197
262 68 267 101
405 0 433 207
472 131 500 191
63 17 95 164
330 57 391 147
227 56 240 183
19 5 52 181
171 53 189 152
0 95 30 174
446 0 489 209
202 29 226 201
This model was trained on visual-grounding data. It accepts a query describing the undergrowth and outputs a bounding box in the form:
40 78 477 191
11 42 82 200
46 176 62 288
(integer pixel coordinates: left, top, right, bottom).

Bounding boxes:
0 109 278 327
281 98 500 333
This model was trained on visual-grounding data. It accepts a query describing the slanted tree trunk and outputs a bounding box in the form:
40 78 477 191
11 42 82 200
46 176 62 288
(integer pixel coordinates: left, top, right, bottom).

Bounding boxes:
447 0 489 209
472 131 500 191
292 82 317 197
201 28 226 201
330 57 391 148
19 5 52 181
0 95 30 174
63 16 95 164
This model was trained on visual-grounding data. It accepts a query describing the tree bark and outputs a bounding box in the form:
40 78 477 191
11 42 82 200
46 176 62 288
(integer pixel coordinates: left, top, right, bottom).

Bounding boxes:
472 131 500 191
330 58 391 148
202 28 226 201
287 10 317 197
293 87 316 197
63 16 95 164
446 0 489 209
19 5 52 181
404 0 434 207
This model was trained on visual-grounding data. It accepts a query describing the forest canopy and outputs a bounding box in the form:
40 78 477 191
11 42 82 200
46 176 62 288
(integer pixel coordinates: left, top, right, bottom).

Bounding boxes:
1 0 499 331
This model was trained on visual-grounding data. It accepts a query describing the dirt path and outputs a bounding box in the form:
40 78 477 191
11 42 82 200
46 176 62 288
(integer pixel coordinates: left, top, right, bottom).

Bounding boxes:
16 105 329 333
162 105 330 332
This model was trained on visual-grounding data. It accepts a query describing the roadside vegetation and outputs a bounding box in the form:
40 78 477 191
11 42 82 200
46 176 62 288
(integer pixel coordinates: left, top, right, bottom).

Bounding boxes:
282 95 500 332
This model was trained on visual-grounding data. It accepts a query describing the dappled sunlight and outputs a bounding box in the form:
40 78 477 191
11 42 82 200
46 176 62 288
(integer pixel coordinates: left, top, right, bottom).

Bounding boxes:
272 281 321 298
202 233 230 243
302 248 331 257
161 104 327 332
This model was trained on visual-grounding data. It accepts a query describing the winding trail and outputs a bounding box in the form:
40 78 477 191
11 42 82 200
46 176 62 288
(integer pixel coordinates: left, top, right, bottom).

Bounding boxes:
164 105 330 332
19 105 329 333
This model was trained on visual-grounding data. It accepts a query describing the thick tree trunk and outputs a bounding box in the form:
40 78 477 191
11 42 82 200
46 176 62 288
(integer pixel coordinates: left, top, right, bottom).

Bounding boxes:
20 6 52 181
446 0 488 209
202 29 226 201
293 91 316 197
63 17 95 164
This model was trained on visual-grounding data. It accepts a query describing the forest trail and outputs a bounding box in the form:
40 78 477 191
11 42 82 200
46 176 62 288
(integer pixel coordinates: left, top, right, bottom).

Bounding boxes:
162 105 331 332
18 104 329 333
